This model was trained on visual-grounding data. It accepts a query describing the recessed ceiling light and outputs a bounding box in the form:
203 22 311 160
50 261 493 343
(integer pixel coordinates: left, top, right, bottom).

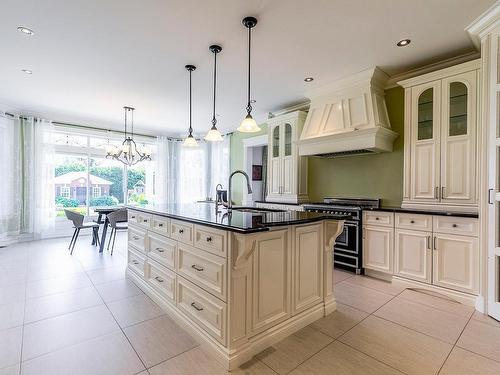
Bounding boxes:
396 39 411 47
304 77 314 82
17 26 34 35
21 69 32 74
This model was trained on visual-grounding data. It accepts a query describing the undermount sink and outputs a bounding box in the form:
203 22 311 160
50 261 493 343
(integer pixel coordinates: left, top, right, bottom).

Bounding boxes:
231 206 286 213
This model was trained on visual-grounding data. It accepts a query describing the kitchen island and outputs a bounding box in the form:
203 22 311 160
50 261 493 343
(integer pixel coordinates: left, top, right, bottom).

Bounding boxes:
125 204 346 370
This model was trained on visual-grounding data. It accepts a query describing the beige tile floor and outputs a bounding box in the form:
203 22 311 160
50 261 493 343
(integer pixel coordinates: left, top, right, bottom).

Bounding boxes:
1 235 500 374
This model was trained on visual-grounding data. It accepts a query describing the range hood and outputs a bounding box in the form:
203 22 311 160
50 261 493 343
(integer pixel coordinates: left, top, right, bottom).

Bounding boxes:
297 67 398 157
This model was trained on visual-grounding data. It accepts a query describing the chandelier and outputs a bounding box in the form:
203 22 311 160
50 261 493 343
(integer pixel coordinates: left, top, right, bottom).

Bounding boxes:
106 106 152 166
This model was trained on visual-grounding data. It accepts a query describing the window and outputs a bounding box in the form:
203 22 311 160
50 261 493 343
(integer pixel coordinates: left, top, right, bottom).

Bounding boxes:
52 127 156 218
60 187 70 198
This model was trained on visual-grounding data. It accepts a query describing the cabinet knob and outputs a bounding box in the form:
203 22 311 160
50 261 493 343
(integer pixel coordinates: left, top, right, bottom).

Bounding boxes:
179 229 184 234
375 217 379 220
452 224 458 228
206 236 212 242
158 223 164 227
410 220 415 224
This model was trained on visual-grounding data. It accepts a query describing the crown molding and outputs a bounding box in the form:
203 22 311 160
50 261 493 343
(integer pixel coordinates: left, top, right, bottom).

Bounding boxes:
466 1 500 48
385 51 480 89
268 100 310 118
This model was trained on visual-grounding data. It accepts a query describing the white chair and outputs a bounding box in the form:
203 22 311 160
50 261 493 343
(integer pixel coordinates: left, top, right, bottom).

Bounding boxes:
64 210 100 255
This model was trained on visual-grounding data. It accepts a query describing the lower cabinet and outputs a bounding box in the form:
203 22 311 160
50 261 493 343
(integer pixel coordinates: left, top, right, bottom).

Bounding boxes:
433 234 479 294
363 225 393 274
394 229 432 283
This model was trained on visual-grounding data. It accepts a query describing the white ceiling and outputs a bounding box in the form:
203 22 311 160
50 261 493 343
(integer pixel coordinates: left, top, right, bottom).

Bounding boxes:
0 0 494 136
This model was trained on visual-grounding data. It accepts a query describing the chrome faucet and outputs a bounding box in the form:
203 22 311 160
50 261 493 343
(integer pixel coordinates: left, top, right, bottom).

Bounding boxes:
227 170 253 212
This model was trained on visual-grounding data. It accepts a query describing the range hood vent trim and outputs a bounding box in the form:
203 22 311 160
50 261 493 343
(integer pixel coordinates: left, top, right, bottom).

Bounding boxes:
297 67 398 157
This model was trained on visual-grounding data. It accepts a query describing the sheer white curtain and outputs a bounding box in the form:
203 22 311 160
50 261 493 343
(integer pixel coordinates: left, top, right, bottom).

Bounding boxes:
23 117 56 238
0 113 22 244
155 135 231 204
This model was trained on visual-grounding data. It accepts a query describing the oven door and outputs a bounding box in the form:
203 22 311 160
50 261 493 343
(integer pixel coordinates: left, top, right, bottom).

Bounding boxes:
334 220 359 254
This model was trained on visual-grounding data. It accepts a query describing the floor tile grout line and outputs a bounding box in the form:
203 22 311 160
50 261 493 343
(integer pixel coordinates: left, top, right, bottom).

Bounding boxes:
436 309 475 374
17 243 30 375
143 345 202 371
339 276 406 297
79 245 151 373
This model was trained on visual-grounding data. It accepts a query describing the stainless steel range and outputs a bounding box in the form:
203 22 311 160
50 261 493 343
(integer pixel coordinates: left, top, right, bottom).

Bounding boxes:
303 197 380 274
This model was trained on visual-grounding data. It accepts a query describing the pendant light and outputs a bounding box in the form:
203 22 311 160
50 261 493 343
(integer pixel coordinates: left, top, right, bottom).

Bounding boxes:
183 64 199 147
238 16 261 133
205 45 224 142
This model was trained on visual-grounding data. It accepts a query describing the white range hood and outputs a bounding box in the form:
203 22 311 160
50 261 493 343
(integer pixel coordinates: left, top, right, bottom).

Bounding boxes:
297 67 398 157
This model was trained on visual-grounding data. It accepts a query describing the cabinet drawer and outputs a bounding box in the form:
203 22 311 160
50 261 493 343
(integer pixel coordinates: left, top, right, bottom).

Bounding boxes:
136 212 152 229
128 248 146 278
147 232 176 270
177 243 227 301
177 276 226 345
170 220 194 245
395 213 432 231
363 211 394 227
433 216 478 237
128 210 140 225
151 215 170 236
194 225 227 258
128 227 146 253
145 260 175 303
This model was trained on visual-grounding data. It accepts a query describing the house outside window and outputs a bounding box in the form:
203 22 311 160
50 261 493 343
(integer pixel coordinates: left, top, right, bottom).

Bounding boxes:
93 186 101 198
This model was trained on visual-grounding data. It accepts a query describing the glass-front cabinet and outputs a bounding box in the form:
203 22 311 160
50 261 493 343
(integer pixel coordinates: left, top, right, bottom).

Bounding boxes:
266 111 309 203
401 60 479 211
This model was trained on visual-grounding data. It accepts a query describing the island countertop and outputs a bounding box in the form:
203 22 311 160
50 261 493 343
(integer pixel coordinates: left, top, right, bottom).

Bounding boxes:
127 203 348 233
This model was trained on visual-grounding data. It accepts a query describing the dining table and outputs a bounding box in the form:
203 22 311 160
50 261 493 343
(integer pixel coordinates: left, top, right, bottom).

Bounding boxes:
94 206 123 253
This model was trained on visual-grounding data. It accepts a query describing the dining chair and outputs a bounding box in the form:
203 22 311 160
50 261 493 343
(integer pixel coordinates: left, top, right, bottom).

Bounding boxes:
106 208 128 255
64 209 101 255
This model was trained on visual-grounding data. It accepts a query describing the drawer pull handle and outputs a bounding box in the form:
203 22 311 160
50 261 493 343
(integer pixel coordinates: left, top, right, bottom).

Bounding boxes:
433 236 437 250
191 264 204 272
452 224 458 228
190 302 204 311
132 236 139 240
132 260 139 265
206 236 212 242
155 247 165 253
154 276 164 283
131 216 136 219
158 223 164 227
410 220 415 224
143 219 148 223
375 217 379 220
179 229 184 234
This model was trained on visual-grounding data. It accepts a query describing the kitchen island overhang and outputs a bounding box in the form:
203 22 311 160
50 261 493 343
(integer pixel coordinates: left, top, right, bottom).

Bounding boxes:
125 204 346 370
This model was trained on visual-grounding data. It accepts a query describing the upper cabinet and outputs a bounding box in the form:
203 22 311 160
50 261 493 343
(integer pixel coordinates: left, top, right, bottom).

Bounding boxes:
399 60 480 212
267 111 309 203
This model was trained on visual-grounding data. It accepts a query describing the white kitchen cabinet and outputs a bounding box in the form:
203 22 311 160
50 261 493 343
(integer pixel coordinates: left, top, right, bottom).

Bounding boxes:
433 233 479 294
399 60 480 212
394 229 432 283
363 225 394 274
266 111 309 203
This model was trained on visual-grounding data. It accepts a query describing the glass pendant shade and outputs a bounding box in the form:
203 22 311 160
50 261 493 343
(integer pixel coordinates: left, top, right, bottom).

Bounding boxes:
183 134 198 147
238 113 261 132
205 126 223 141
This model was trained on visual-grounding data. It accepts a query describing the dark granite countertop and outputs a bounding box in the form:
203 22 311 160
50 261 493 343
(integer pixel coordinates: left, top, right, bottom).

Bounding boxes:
364 206 478 219
127 204 348 233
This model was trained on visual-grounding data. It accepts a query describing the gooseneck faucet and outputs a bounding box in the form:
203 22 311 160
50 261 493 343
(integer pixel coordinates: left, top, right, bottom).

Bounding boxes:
227 170 253 212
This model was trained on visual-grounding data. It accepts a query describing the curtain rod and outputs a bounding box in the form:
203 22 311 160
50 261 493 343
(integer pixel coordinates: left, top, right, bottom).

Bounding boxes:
52 121 156 139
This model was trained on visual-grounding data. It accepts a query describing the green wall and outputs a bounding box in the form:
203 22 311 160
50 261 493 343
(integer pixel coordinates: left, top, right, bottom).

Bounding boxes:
229 124 268 205
307 87 405 207
228 86 405 207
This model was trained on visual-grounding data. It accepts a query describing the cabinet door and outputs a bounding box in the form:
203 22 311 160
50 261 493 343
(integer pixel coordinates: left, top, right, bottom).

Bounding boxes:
293 224 323 314
252 229 291 334
394 229 432 283
440 72 477 203
268 124 281 195
433 234 479 294
363 225 393 274
410 82 441 201
281 123 294 196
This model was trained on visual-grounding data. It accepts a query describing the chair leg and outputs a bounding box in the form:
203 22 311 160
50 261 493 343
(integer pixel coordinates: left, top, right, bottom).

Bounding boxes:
70 228 80 255
110 229 117 255
92 227 100 247
107 228 114 252
68 228 77 251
